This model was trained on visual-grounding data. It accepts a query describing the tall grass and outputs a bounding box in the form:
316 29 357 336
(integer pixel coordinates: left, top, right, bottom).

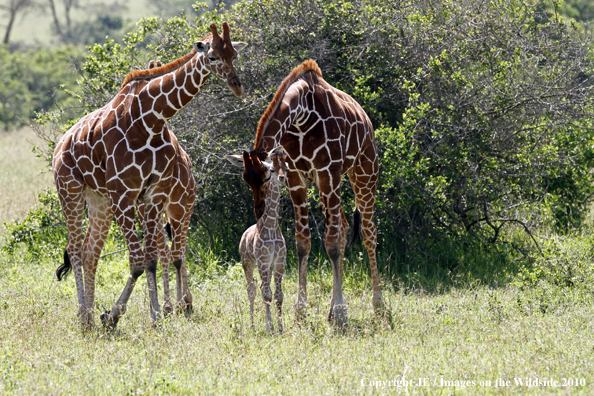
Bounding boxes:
0 244 593 394
1 131 594 394
0 129 53 233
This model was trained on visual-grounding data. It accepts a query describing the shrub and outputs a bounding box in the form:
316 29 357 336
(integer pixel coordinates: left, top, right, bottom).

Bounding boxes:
0 45 83 130
11 0 594 280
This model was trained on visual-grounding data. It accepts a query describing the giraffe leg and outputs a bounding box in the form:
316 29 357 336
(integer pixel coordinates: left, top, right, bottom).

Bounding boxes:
57 186 89 327
328 207 349 322
82 192 112 327
349 145 384 315
241 253 257 329
274 243 286 334
158 221 174 316
140 199 166 325
318 170 348 328
257 254 274 333
100 196 145 330
137 203 173 316
168 212 193 313
288 183 311 322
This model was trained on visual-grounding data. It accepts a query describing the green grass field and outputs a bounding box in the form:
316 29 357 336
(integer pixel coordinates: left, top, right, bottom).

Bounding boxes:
0 248 593 395
1 130 593 394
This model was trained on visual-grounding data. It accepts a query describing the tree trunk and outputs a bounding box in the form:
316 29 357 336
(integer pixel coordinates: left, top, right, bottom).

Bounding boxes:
2 9 16 44
47 0 63 36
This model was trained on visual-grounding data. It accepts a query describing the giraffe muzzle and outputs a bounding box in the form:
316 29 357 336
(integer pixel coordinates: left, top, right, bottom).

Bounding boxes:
228 75 243 97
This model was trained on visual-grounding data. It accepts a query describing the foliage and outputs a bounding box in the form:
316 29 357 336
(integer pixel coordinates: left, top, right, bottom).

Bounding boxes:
0 45 83 130
558 0 594 24
2 189 66 261
61 14 125 46
514 229 594 290
6 0 594 279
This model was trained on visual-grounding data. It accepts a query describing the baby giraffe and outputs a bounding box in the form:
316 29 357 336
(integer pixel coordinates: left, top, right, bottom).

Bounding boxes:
226 149 288 333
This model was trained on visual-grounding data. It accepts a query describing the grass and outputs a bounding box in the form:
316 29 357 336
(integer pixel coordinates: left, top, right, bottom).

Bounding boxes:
1 130 594 394
0 241 593 394
0 128 53 232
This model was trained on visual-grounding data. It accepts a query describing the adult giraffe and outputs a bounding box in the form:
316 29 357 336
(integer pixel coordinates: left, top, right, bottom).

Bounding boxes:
247 60 383 327
53 23 247 329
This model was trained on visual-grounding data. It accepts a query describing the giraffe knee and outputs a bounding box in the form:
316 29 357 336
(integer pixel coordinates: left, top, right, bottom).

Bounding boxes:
275 289 284 305
326 244 341 263
296 242 310 261
261 286 273 305
131 266 144 280
146 259 158 274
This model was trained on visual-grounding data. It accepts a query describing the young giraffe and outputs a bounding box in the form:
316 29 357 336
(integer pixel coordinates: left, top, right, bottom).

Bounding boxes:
226 149 288 333
135 59 196 315
53 23 247 329
136 128 196 316
246 60 383 327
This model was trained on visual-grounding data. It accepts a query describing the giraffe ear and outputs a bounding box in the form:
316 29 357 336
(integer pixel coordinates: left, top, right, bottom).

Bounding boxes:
232 42 248 52
224 154 244 168
193 41 210 53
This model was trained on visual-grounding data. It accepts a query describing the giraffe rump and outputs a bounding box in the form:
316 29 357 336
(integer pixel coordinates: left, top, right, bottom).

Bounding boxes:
56 249 72 281
254 60 322 151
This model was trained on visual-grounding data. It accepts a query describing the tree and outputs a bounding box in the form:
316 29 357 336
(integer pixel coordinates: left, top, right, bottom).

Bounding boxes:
1 0 35 44
18 0 594 272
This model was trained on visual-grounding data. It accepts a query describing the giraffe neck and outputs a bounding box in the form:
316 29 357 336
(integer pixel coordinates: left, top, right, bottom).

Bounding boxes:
139 52 211 123
257 181 282 236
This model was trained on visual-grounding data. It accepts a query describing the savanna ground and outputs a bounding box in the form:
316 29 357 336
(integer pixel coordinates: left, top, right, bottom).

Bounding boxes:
1 130 594 395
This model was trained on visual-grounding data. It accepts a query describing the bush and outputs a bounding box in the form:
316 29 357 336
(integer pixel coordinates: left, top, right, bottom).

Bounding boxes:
0 45 83 130
11 0 594 281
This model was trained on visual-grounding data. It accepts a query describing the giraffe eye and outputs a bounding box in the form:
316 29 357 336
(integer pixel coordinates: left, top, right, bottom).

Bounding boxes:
208 56 217 62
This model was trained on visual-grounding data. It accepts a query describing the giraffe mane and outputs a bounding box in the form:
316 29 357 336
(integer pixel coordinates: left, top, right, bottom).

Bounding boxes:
120 33 213 88
254 59 323 150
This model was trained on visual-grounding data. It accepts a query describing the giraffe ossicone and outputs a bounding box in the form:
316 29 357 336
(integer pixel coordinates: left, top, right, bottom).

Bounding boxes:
247 59 385 328
226 148 288 333
53 22 247 330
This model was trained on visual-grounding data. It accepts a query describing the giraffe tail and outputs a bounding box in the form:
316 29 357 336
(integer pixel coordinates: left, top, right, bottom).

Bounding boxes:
348 208 362 248
56 249 72 281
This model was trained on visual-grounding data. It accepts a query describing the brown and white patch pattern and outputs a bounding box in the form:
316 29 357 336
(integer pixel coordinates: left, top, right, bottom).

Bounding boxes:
53 22 246 329
250 60 382 327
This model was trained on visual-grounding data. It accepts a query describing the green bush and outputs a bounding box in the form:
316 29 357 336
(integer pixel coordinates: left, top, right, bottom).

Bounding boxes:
0 45 83 130
8 0 594 283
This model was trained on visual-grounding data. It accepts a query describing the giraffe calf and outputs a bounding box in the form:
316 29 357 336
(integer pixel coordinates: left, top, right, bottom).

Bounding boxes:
226 149 288 333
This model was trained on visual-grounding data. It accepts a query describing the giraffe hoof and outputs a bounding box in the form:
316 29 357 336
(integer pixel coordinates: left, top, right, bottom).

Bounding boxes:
183 300 193 315
79 310 94 331
332 304 348 329
100 310 117 331
295 304 308 323
163 302 174 317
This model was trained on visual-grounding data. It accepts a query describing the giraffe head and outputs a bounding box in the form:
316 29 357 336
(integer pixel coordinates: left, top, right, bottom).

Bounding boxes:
193 22 247 97
226 148 288 220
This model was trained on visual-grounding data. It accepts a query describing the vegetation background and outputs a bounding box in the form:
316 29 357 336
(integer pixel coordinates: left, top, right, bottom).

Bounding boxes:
2 0 594 394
